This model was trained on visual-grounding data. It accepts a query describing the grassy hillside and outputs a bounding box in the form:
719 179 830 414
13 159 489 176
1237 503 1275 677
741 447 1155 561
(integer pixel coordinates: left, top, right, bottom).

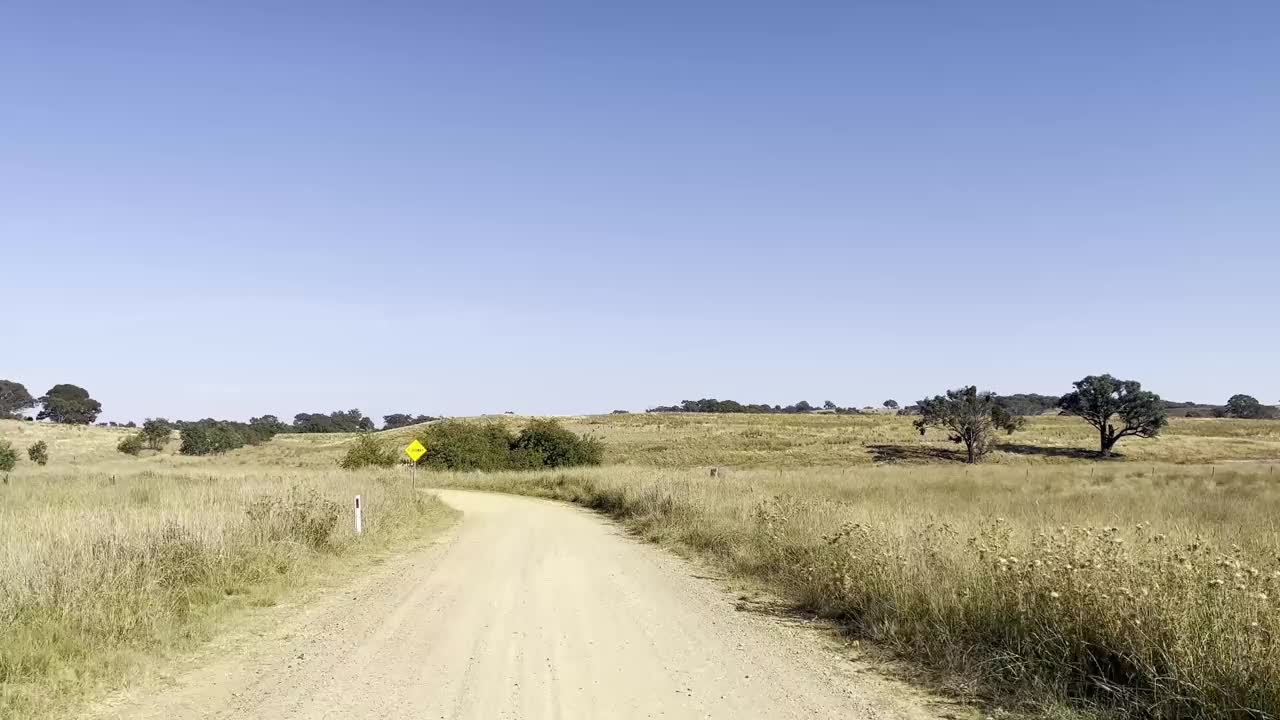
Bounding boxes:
0 420 142 465
5 413 1277 472
3 415 1278 719
392 413 1280 467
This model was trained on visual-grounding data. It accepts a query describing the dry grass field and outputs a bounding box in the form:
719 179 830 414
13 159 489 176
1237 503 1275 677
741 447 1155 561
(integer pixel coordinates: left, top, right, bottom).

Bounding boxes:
17 412 1259 471
561 413 1280 467
368 412 1280 469
0 440 454 719
431 463 1280 719
2 413 1278 719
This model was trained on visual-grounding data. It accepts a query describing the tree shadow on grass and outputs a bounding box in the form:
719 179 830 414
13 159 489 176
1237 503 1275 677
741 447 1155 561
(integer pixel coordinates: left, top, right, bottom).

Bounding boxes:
996 443 1117 460
866 444 969 464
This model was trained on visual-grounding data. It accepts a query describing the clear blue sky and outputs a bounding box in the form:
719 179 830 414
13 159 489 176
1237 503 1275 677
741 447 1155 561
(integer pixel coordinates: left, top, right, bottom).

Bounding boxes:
3 2 1277 422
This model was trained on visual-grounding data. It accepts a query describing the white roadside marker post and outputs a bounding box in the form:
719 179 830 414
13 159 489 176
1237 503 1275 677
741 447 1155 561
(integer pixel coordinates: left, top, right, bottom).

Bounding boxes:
354 495 363 535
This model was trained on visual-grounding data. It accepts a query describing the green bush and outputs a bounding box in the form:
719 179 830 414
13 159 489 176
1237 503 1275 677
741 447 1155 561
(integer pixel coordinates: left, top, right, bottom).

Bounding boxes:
27 440 48 466
117 433 144 456
178 418 280 456
339 434 398 470
415 419 604 471
417 421 514 471
141 418 172 450
0 440 16 471
511 419 603 467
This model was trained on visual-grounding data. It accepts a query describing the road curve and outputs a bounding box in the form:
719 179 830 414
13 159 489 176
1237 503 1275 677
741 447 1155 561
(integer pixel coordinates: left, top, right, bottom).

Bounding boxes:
94 490 948 719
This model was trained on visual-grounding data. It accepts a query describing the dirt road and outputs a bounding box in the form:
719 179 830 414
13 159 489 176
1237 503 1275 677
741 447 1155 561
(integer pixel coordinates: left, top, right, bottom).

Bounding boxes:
95 490 949 719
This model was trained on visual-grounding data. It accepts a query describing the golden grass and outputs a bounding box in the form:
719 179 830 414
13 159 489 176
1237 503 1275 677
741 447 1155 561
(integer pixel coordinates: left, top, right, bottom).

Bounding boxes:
321 413 1279 470
3 414 1278 719
0 460 454 720
563 413 1280 467
9 413 1277 473
431 463 1280 718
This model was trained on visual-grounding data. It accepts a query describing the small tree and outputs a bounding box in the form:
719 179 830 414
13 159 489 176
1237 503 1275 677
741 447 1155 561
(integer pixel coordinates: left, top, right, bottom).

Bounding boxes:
1058 374 1167 457
27 440 48 466
823 400 838 410
0 380 36 418
37 384 102 425
141 418 173 450
117 433 144 456
883 399 899 409
0 440 16 471
1224 394 1274 420
914 386 1023 463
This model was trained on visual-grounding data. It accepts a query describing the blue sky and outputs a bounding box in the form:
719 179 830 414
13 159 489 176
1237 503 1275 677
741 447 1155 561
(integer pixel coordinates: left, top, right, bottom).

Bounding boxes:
3 2 1277 422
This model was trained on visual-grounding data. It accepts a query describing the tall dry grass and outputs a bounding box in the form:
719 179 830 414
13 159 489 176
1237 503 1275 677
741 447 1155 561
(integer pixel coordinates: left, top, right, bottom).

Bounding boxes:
373 413 1280 468
0 464 453 719
432 462 1280 718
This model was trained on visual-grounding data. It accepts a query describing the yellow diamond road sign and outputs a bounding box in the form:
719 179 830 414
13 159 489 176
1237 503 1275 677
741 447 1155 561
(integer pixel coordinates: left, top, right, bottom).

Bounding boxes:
404 439 426 463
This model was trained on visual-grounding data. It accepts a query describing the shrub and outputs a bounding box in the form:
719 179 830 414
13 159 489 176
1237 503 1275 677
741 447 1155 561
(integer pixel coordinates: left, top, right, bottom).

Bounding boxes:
339 434 398 470
178 418 280 456
0 440 16 471
178 424 215 455
141 418 173 450
415 419 605 471
179 422 241 456
117 433 144 456
27 440 48 466
511 419 603 468
417 421 514 471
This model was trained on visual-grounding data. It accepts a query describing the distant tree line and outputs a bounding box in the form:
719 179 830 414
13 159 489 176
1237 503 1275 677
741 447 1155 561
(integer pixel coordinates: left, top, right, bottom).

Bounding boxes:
992 393 1060 416
650 394 1078 417
291 409 375 433
647 398 860 414
289 410 439 432
381 413 439 430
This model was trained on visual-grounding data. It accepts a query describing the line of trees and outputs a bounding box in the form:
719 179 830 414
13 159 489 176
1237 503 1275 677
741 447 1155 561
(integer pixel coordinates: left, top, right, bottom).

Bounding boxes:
291 409 374 433
382 413 439 430
647 398 861 414
2 379 443 433
650 394 1073 417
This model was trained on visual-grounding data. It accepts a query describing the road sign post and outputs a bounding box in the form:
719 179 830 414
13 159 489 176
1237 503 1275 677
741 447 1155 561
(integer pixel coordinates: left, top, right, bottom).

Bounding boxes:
405 440 426 487
354 495 363 535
